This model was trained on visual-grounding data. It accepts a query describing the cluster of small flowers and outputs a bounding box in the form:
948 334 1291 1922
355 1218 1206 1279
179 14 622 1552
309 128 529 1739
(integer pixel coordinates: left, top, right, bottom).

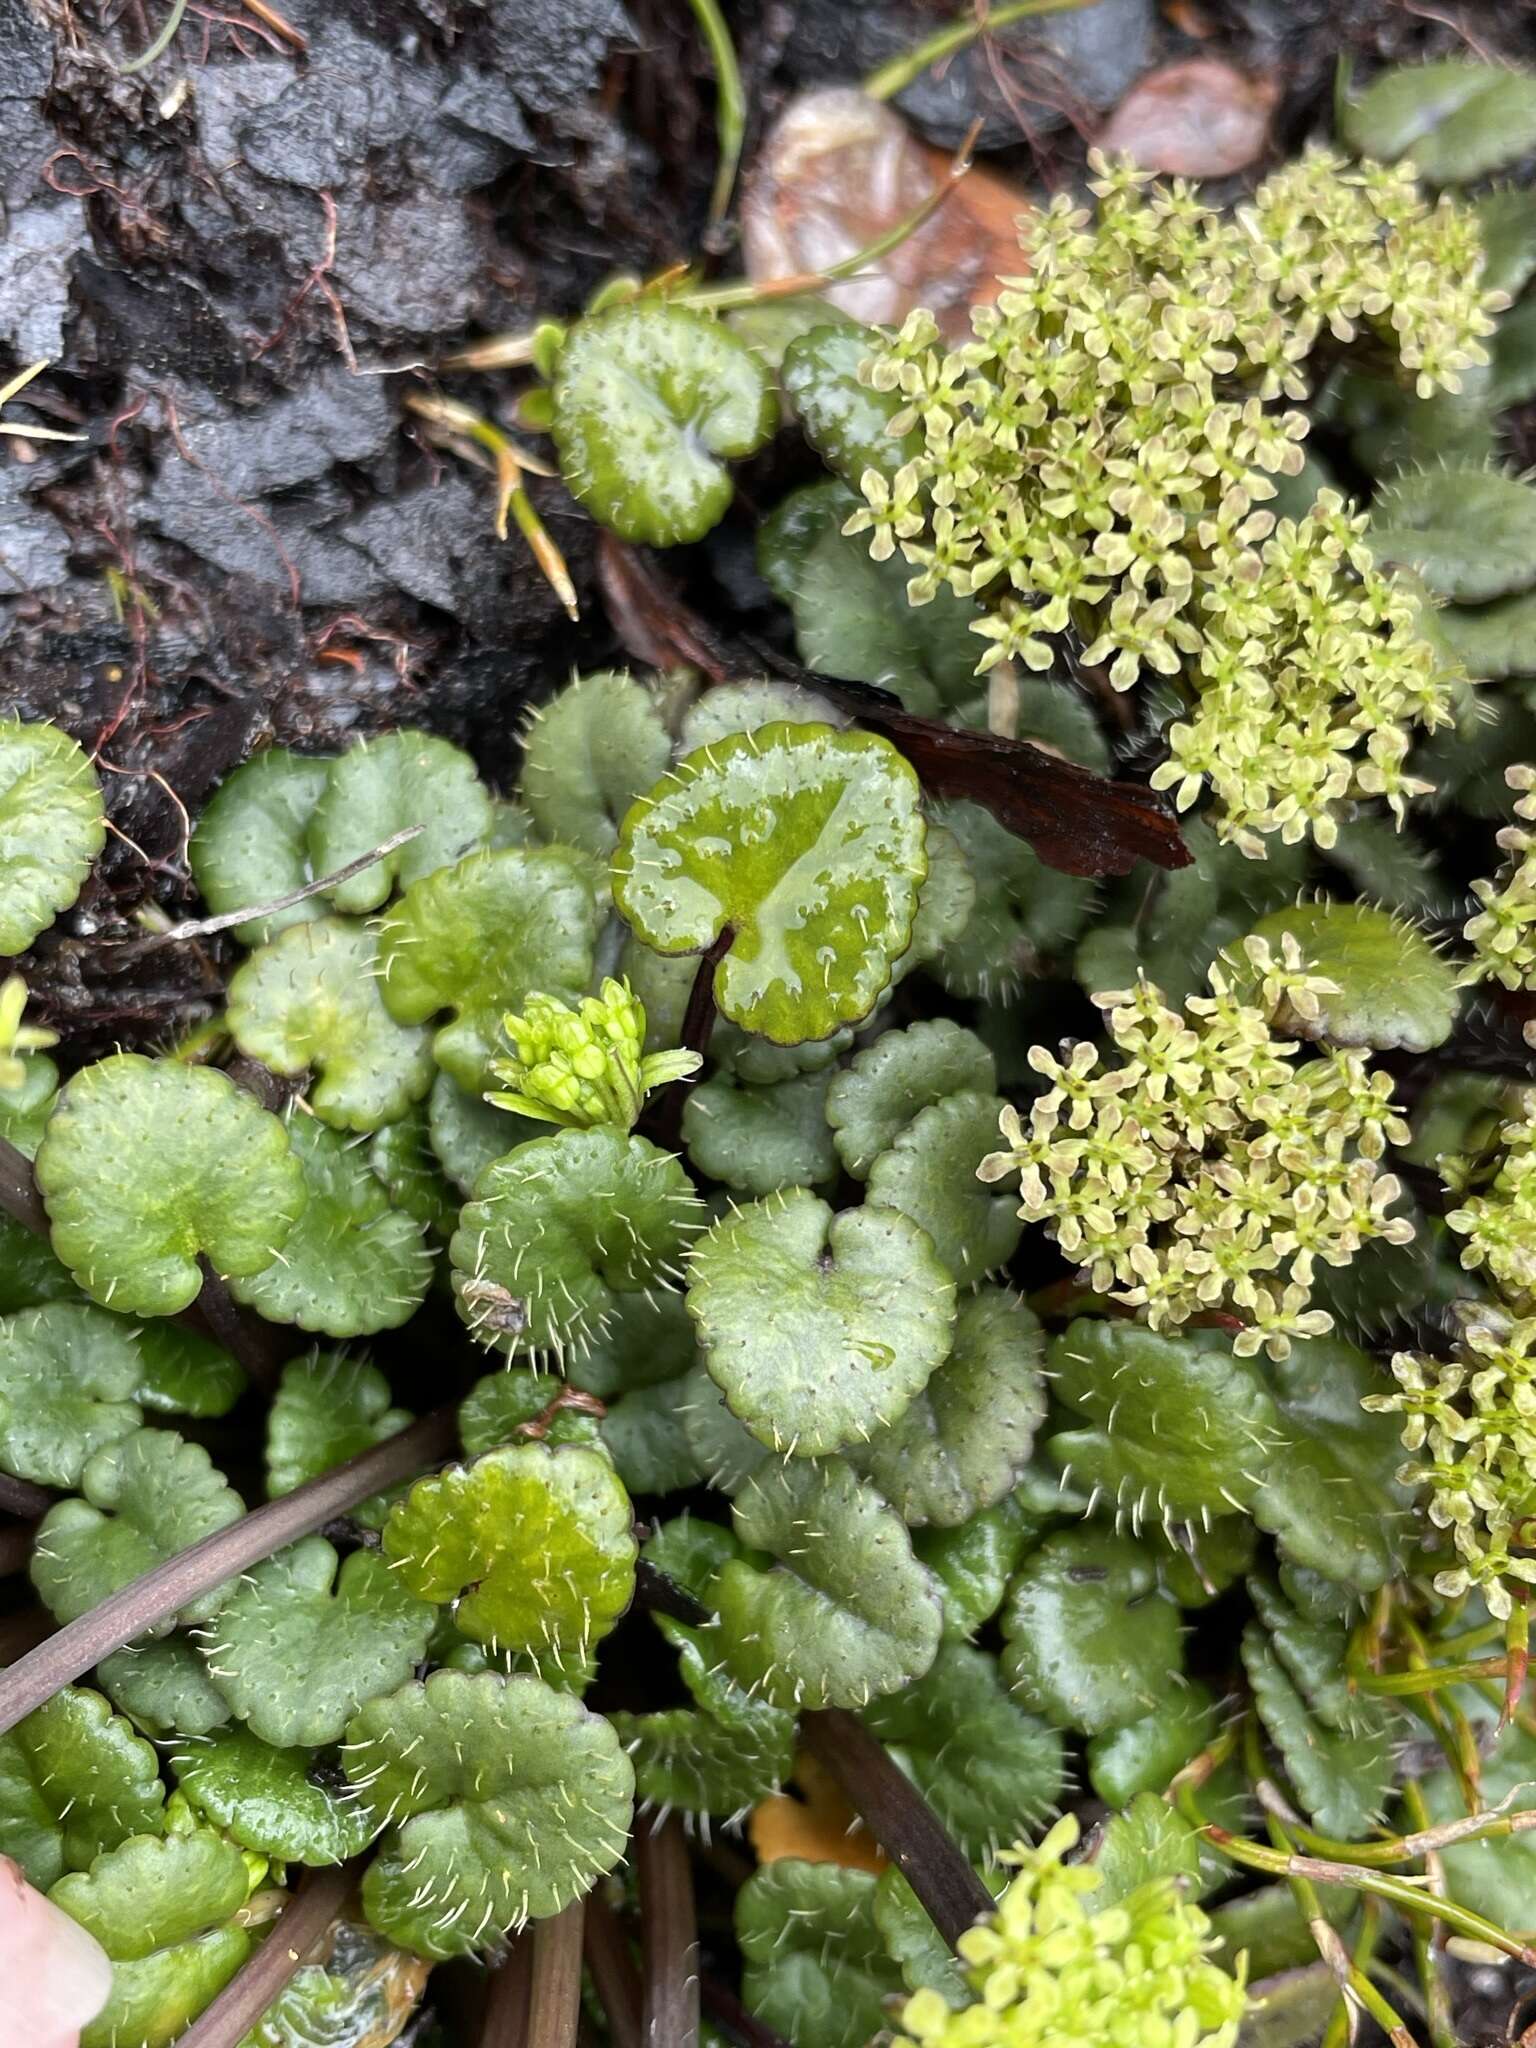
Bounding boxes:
894 1815 1247 2048
847 149 1500 853
978 935 1413 1357
1462 765 1536 1001
1367 1302 1536 1620
487 978 699 1131
1369 1102 1536 1615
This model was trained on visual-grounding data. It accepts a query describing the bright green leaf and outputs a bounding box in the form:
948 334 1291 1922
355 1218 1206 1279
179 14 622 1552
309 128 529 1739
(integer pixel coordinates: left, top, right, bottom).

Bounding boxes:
1247 901 1460 1052
188 749 330 948
265 1351 413 1529
0 1686 165 1889
1001 1527 1184 1735
683 1066 837 1196
133 1325 243 1420
309 731 492 915
737 1860 904 2048
520 670 673 858
0 1301 143 1488
171 1726 377 1866
0 718 106 956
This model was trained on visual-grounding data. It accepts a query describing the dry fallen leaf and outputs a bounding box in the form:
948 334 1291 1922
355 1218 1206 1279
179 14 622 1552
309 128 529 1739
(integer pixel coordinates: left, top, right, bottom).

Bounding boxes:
1096 58 1278 178
742 87 1029 342
749 1750 887 1873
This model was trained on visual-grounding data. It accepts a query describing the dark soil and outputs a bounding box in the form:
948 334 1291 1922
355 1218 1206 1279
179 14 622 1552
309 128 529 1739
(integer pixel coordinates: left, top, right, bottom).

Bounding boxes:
6 6 1536 2038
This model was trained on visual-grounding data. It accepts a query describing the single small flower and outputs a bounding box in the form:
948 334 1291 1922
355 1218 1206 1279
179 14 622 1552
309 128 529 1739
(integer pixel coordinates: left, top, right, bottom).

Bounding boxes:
0 976 56 1094
486 978 700 1130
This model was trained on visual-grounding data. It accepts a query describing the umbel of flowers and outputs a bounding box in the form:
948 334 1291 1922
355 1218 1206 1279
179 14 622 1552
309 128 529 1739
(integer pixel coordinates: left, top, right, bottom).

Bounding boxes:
979 935 1412 1358
846 149 1502 853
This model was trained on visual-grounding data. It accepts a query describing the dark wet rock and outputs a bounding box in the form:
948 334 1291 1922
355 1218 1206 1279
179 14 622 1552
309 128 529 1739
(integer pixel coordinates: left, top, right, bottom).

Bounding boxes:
0 197 89 359
0 468 71 598
333 190 484 334
784 0 1157 150
342 469 489 614
74 258 251 398
153 366 394 498
0 0 53 207
481 0 635 116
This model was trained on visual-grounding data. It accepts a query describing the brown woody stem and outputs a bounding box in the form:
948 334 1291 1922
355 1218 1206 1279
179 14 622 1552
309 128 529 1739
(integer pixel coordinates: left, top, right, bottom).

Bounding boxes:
800 1708 992 1949
529 1902 587 2048
0 1407 457 1732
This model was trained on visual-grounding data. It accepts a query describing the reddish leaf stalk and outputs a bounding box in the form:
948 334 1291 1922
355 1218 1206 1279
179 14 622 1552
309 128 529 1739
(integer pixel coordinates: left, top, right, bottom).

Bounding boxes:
175 1861 358 2048
800 1708 992 1950
637 1816 699 2048
480 1928 535 2047
528 1901 587 2048
0 1407 457 1733
583 1887 643 2048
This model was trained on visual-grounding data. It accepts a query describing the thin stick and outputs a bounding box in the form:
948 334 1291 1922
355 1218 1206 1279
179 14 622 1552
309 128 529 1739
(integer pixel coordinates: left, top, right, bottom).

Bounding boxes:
237 0 307 51
175 1862 356 2048
583 1887 643 2048
528 1902 587 2048
638 1816 699 2048
124 826 424 947
800 1708 991 1949
0 1407 456 1732
686 0 746 225
481 1930 535 2048
863 0 1094 102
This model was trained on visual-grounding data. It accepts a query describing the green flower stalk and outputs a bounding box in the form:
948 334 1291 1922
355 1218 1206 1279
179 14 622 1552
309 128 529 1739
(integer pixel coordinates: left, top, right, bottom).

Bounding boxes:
893 1814 1248 2048
978 935 1413 1357
847 149 1500 853
486 978 701 1130
0 976 56 1093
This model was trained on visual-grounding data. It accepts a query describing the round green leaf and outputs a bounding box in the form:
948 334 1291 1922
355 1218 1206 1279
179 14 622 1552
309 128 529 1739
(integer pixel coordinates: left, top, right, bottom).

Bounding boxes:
613 722 928 1045
36 1056 306 1316
848 1288 1045 1527
132 1325 243 1420
1341 58 1536 183
450 1126 702 1359
913 1486 1055 1644
0 718 106 955
309 731 492 915
564 1287 697 1399
609 1702 794 1819
781 324 923 485
265 1351 413 1528
713 1457 943 1710
381 1442 636 1677
678 678 847 754
0 1301 143 1488
205 1535 435 1748
520 670 673 857
1087 1682 1220 1807
827 1019 996 1179
1045 1318 1287 1526
551 302 777 545
737 1861 903 2048
377 846 602 1092
863 1642 1063 1861
930 798 1094 1000
682 1066 837 1196
51 1827 248 1960
188 748 330 948
0 1052 59 1161
229 1115 434 1338
1001 1528 1184 1735
96 1636 231 1741
32 1429 244 1629
687 1187 956 1457
171 1726 377 1866
1248 901 1460 1052
1370 466 1536 602
80 1925 250 2048
1438 587 1536 681
865 1090 1022 1284
460 1366 604 1456
228 916 435 1132
0 1686 165 1889
346 1670 633 1958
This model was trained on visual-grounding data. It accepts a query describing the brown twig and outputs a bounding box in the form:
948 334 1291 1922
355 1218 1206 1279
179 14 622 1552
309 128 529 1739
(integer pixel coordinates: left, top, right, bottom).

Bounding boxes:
0 1408 457 1732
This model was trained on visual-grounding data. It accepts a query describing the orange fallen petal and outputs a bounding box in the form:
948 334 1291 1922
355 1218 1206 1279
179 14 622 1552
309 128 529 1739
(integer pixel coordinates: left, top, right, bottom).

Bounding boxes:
749 1751 886 1872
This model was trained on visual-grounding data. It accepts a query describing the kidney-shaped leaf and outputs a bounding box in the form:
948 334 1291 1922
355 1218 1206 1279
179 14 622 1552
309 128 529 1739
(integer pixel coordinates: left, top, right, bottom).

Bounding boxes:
520 670 673 858
0 1301 143 1489
737 1861 904 2048
188 748 329 948
96 1636 231 1741
346 1670 633 1958
552 302 777 545
133 1325 243 1421
265 1350 414 1530
1341 58 1536 184
309 731 492 915
712 1457 943 1710
1247 901 1459 1053
865 1091 1022 1285
378 846 602 1092
32 1429 244 1629
228 916 435 1132
1370 467 1536 603
0 718 106 956
827 1019 996 1180
687 1187 956 1457
450 1126 702 1358
229 1116 433 1339
0 1685 165 1889
171 1726 377 1866
205 1534 435 1749
610 1702 795 1820
382 1442 636 1679
35 1056 306 1317
613 722 927 1045
1001 1527 1184 1735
